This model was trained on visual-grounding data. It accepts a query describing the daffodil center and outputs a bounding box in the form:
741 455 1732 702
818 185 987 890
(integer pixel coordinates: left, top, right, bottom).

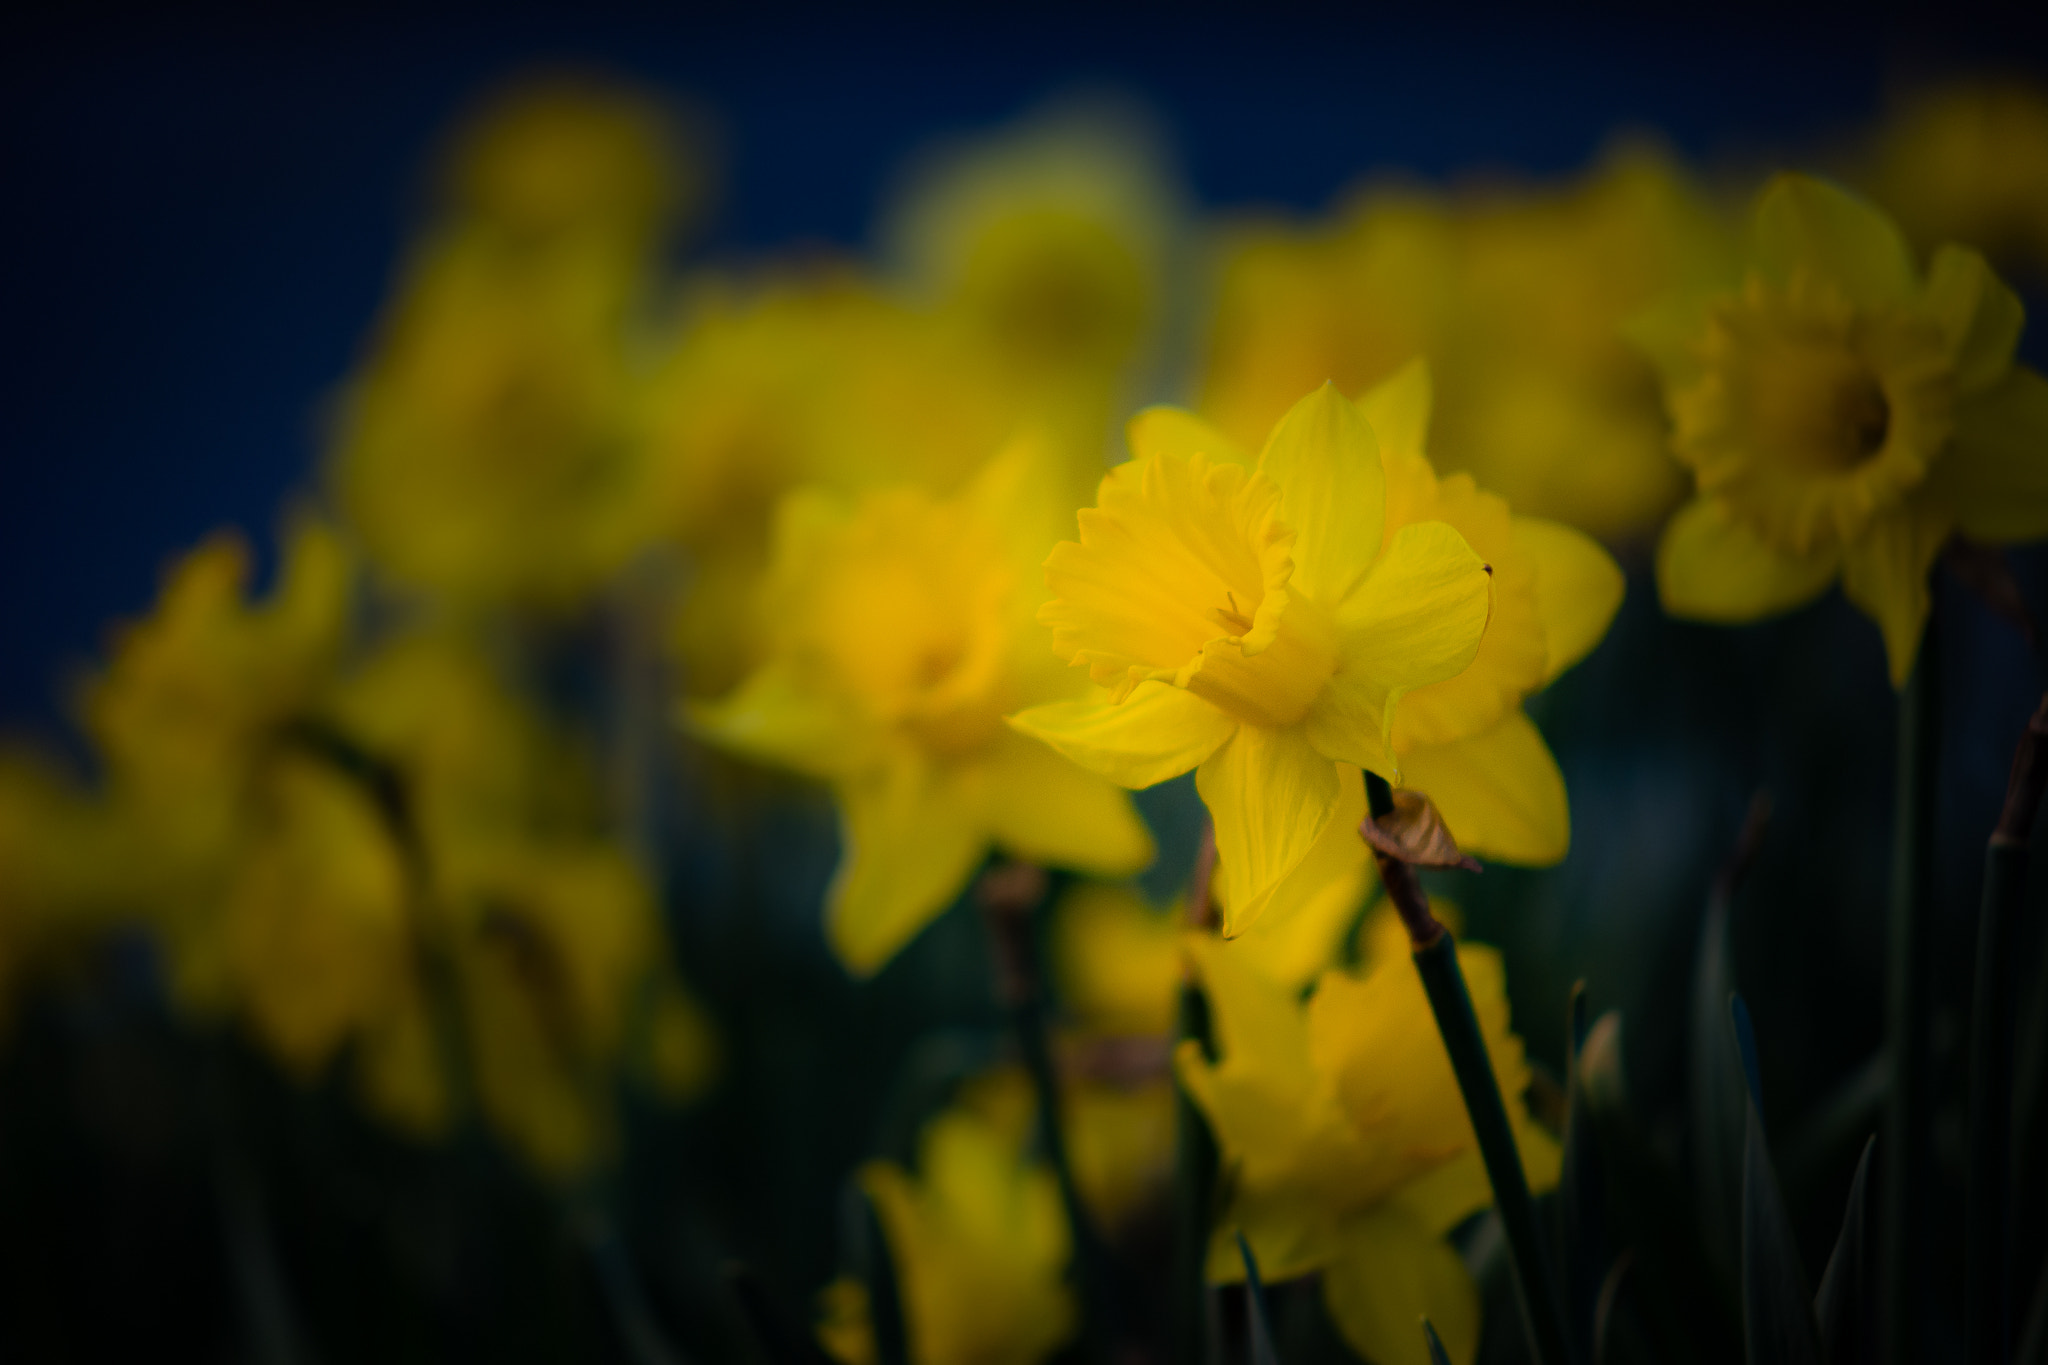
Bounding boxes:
1180 588 1337 729
1737 332 1890 473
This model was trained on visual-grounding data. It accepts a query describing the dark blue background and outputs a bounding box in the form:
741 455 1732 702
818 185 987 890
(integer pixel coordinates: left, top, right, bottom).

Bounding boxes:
1 5 2041 733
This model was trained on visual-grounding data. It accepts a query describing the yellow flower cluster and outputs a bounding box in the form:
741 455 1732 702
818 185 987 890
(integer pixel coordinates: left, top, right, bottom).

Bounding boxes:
9 68 2048 1365
0 519 713 1178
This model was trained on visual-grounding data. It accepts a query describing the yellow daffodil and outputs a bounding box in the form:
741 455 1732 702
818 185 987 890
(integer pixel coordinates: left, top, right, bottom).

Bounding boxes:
220 747 413 1080
333 633 717 1174
79 520 355 1009
1632 173 2048 685
0 749 131 1034
1198 148 1733 541
691 441 1153 975
1011 384 1492 935
819 1099 1075 1365
1117 362 1622 864
438 76 701 266
641 269 1056 697
881 98 1180 391
1865 78 2048 280
330 79 691 609
1052 873 1370 1038
1176 932 1558 1365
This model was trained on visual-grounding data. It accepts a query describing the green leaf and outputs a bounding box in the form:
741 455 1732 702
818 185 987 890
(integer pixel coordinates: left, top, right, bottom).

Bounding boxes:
1559 984 1609 1361
1732 997 1822 1365
726 1265 844 1365
1691 891 1745 1292
1813 1137 1877 1365
1422 1317 1454 1365
1237 1232 1281 1365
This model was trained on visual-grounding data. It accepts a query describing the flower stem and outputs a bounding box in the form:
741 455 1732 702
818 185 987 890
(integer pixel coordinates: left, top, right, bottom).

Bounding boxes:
1966 696 2048 1365
1173 820 1222 1365
978 863 1119 1361
1883 617 1941 1365
1366 773 1573 1365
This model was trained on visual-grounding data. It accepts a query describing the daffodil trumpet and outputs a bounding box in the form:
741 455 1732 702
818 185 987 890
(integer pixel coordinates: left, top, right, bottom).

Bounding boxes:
1364 772 1571 1365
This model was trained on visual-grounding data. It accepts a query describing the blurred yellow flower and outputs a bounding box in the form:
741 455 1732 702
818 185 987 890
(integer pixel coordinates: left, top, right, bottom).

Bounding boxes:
1633 173 2048 685
881 99 1180 396
641 269 1059 697
1865 78 2048 280
438 76 702 265
820 1099 1075 1365
1011 384 1491 934
332 633 716 1173
220 748 413 1080
691 441 1153 975
1176 931 1557 1365
330 79 693 609
79 520 355 1009
1198 147 1733 541
0 750 129 1033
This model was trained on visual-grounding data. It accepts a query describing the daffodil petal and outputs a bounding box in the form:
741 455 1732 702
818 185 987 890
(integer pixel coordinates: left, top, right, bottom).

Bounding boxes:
1311 521 1491 776
1007 683 1237 789
685 665 863 780
1922 244 2024 396
982 732 1155 875
1388 1113 1561 1240
1751 174 1916 307
1398 712 1569 867
1355 357 1433 460
827 759 987 976
1514 516 1626 683
1254 383 1386 602
1622 291 1714 389
1320 1206 1481 1365
1840 506 1952 689
1195 726 1347 937
1127 406 1253 467
1227 779 1374 990
1930 366 2048 544
1656 497 1839 622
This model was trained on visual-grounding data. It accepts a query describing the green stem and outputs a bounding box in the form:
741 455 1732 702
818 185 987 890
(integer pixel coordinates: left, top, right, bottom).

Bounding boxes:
1966 697 2047 1365
1883 618 1941 1365
1172 979 1221 1365
979 865 1118 1360
1368 773 1573 1365
861 1192 912 1365
1173 819 1222 1365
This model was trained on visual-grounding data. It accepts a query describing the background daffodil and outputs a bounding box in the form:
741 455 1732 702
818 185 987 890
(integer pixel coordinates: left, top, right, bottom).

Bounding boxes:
1012 384 1493 934
690 441 1154 975
818 1096 1075 1365
1633 172 2048 685
1176 928 1557 1365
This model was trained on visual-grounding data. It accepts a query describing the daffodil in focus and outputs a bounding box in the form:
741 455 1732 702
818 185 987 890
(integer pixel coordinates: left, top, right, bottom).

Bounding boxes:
691 441 1153 975
1011 384 1493 933
1633 173 2048 685
818 1098 1075 1365
1117 362 1621 864
1176 931 1558 1365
